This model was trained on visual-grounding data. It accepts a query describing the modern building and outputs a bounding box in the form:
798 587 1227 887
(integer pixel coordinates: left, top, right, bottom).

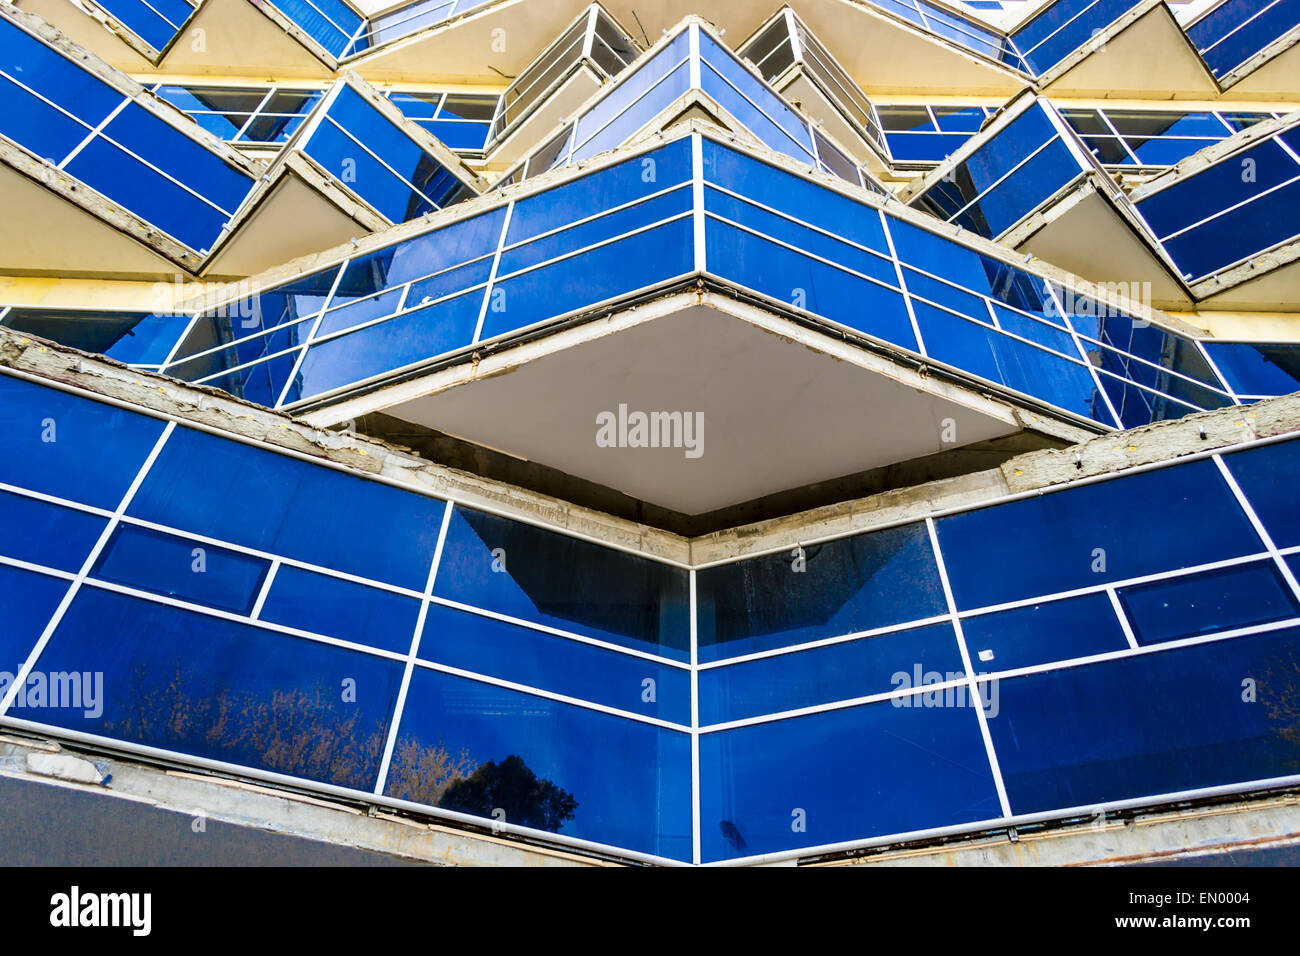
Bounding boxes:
0 0 1299 867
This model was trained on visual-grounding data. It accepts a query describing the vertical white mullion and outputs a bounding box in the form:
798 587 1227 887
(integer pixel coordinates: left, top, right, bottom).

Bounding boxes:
925 517 1013 819
582 5 598 58
1105 587 1140 650
249 558 280 621
879 208 927 357
689 568 701 865
688 23 702 89
373 500 455 796
692 133 707 274
1213 455 1300 606
470 199 515 344
785 8 803 63
274 258 349 409
0 421 177 717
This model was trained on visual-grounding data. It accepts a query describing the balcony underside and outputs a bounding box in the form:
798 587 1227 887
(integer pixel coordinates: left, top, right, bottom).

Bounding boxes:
298 291 1089 518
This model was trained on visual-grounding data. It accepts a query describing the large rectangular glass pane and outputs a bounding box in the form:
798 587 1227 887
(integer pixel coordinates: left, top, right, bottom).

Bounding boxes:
417 603 691 725
699 694 1000 861
986 626 1300 813
934 457 1263 609
126 426 449 591
259 565 420 655
386 666 692 860
14 587 404 792
431 507 690 662
696 523 945 663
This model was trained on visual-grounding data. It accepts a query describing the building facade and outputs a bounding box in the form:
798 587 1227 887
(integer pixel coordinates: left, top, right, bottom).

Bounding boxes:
0 0 1299 866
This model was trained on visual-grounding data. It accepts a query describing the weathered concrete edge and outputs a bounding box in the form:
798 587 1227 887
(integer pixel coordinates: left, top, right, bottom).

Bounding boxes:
0 735 604 867
823 789 1300 867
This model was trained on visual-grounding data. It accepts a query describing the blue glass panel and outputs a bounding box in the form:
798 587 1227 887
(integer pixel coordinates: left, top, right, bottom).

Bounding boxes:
508 140 691 243
888 219 1065 325
705 187 898 288
480 218 692 341
1221 439 1300 548
962 593 1130 672
1014 0 1141 74
64 135 231 251
885 132 975 163
127 426 449 591
1159 178 1300 281
417 603 690 725
0 490 106 573
699 695 1000 861
103 103 251 209
696 523 945 663
92 524 269 614
0 375 167 510
294 288 484 401
702 140 892 254
700 622 963 724
271 0 360 57
1 310 190 365
1119 561 1298 646
1204 342 1300 396
986 627 1300 813
911 299 1111 423
570 61 693 163
1190 0 1300 76
0 564 66 673
259 565 420 655
15 587 403 792
98 0 191 51
0 18 123 133
387 666 692 860
706 219 916 351
499 186 691 277
432 507 690 662
935 458 1262 609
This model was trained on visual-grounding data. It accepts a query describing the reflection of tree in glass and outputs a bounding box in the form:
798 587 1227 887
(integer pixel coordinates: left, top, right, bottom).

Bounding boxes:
385 737 477 806
440 754 578 833
110 662 389 789
104 662 579 830
1259 655 1300 753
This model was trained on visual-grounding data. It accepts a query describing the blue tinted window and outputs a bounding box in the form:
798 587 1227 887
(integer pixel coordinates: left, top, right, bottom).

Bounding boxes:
1119 561 1298 645
700 695 999 861
0 565 68 674
1204 342 1300 396
432 507 690 661
418 603 690 725
18 587 404 792
127 426 449 591
696 523 945 663
987 627 1300 813
0 375 167 510
699 622 963 724
1 309 189 365
0 490 107 573
260 565 420 654
935 458 1262 609
1221 439 1300 548
961 593 1130 672
92 525 269 614
388 666 692 860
